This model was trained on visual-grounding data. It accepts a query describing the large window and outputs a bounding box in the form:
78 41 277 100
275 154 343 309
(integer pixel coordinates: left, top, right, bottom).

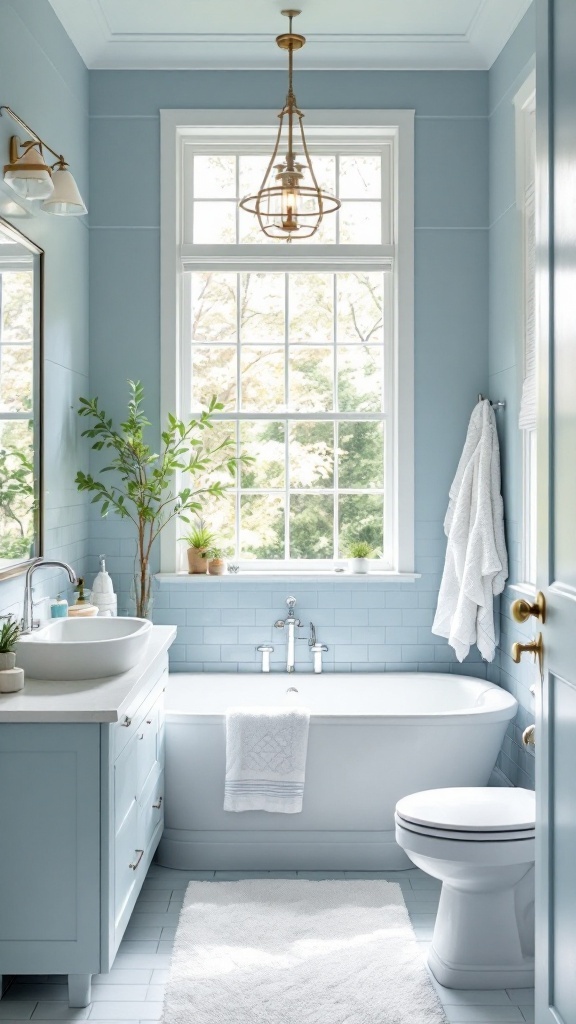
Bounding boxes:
161 111 414 573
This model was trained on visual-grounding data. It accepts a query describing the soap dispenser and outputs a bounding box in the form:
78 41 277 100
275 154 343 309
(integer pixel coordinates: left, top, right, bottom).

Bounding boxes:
91 554 118 617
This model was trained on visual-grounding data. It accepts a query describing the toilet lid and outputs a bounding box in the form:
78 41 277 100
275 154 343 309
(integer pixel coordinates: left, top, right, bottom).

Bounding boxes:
395 787 535 833
394 812 535 843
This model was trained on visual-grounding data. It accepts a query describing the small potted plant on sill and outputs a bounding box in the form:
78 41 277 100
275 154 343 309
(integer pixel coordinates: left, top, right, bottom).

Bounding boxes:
347 540 374 575
185 520 216 575
206 547 227 576
0 616 24 692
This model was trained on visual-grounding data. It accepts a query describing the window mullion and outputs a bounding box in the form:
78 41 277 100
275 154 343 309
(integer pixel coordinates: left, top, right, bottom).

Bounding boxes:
284 274 290 560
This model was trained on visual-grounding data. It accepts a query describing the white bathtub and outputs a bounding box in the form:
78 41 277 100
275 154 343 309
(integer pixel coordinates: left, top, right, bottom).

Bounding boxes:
158 672 517 871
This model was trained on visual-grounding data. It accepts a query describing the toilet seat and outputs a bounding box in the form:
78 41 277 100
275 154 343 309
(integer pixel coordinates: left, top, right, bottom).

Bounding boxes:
395 787 535 838
394 813 535 843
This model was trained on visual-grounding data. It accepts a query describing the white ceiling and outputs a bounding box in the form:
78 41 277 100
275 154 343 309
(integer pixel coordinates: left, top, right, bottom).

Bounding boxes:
47 0 533 71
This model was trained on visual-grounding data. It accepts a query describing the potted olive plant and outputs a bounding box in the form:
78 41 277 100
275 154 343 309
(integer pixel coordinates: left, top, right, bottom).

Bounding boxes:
348 540 374 574
76 381 249 617
185 520 216 575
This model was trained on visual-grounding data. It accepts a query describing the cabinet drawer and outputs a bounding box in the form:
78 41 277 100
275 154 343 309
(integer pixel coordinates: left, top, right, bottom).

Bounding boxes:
114 801 140 928
136 703 160 796
114 738 138 833
139 765 164 853
113 664 167 759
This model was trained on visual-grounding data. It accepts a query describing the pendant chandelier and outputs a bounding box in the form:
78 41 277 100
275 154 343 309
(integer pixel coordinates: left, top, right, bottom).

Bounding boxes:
239 9 340 242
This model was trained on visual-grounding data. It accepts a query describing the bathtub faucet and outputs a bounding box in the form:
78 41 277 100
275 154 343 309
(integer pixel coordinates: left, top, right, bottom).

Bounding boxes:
309 622 328 674
274 596 303 673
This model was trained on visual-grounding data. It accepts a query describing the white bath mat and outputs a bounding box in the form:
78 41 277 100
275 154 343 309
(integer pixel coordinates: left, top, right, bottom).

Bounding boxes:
162 879 447 1024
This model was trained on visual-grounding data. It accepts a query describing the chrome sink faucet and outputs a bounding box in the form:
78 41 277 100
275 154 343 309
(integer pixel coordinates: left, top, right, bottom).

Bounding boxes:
274 596 302 673
22 558 78 634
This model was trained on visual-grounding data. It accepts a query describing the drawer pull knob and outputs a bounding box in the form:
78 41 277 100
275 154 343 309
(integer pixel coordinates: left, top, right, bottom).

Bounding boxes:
146 719 152 725
152 795 163 809
129 849 144 870
121 716 132 728
138 733 144 740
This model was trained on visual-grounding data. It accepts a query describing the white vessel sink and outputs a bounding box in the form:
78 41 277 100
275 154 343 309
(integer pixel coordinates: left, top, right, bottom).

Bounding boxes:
15 617 152 681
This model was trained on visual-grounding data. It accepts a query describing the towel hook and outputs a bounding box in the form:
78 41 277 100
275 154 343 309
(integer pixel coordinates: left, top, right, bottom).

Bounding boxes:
478 393 506 410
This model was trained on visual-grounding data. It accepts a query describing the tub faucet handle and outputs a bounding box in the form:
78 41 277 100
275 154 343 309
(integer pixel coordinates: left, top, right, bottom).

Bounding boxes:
257 644 274 673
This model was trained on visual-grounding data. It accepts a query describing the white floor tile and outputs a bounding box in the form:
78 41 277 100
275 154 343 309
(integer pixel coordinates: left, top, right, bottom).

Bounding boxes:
433 988 513 1006
122 928 162 941
117 942 158 955
295 871 347 879
505 991 534 1006
520 1009 534 1023
87 1002 163 1020
156 941 174 954
0 1004 38 1020
111 956 172 971
92 974 151 988
89 988 149 1003
131 903 169 916
135 890 173 903
444 1007 525 1023
144 987 165 1002
30 1006 90 1021
149 972 168 986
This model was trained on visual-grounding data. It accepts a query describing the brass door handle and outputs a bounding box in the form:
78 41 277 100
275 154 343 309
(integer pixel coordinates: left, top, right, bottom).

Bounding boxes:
522 724 536 747
511 591 546 623
511 632 543 676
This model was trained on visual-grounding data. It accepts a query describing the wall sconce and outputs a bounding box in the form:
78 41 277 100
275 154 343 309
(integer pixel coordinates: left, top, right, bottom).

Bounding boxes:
0 105 87 216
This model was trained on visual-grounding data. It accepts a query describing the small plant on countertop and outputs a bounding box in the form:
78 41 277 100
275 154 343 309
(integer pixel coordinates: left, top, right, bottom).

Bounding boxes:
75 380 251 616
0 616 20 654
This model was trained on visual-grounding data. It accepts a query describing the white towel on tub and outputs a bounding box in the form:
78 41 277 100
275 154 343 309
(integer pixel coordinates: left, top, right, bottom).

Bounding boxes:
224 706 311 813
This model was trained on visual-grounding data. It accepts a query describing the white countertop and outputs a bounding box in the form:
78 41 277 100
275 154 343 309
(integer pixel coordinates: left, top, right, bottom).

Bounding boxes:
0 625 176 723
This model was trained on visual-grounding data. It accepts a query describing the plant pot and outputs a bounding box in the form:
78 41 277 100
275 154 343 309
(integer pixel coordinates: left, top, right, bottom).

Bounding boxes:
0 651 16 671
187 547 208 574
0 666 24 692
208 558 227 576
349 557 369 574
128 570 154 619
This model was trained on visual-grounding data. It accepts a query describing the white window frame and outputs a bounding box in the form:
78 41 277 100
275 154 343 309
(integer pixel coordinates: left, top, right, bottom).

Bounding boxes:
160 109 414 575
514 72 537 589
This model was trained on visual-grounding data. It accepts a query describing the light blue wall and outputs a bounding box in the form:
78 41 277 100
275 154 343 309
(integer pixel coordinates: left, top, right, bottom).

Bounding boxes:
487 4 536 788
0 0 90 619
88 68 490 673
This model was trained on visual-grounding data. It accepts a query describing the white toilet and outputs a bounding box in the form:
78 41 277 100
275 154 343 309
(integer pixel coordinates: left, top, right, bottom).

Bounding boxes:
395 787 535 990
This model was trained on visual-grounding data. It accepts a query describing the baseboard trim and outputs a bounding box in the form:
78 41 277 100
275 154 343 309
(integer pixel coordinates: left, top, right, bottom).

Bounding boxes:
157 828 411 871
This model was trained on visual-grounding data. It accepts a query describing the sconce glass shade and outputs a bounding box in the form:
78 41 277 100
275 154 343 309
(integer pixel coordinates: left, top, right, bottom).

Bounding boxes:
4 143 54 200
41 165 87 216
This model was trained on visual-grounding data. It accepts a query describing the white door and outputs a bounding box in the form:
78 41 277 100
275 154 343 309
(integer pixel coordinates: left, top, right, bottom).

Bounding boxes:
534 1 576 1021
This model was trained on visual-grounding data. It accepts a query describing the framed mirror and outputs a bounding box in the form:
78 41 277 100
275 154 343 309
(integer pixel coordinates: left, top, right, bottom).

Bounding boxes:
0 217 42 580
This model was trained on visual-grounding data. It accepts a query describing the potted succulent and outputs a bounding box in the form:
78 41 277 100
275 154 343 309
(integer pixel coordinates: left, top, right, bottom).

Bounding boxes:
0 616 20 670
207 547 227 576
348 540 374 574
185 520 216 575
0 616 24 692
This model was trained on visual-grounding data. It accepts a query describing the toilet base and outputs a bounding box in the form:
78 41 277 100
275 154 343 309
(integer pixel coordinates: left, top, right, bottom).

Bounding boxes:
427 945 534 990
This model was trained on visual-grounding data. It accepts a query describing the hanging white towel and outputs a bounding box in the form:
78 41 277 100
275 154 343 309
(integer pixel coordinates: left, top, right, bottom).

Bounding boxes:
224 706 310 813
432 400 508 662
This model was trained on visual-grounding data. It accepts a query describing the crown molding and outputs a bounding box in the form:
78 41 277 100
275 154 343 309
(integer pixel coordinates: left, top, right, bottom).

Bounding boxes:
47 0 533 71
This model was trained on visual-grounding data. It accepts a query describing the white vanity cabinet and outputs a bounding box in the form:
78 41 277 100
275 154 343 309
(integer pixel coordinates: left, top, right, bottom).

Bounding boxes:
0 625 175 1008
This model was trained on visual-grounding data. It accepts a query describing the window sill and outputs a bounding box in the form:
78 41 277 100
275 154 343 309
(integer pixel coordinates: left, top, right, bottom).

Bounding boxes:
155 571 421 584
